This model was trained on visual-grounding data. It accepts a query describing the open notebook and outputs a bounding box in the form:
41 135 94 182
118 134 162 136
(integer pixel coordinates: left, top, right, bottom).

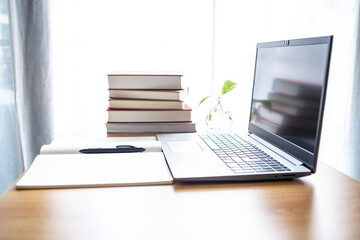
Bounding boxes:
16 138 173 189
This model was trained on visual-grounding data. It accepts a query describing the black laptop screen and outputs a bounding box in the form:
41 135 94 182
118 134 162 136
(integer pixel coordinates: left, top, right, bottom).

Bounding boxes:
250 41 330 154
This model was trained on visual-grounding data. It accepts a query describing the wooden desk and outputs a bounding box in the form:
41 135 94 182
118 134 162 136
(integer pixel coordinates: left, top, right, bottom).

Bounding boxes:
1 162 360 239
1 127 360 239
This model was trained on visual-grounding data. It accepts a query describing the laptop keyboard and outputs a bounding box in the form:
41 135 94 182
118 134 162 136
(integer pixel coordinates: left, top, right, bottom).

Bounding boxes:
199 133 291 174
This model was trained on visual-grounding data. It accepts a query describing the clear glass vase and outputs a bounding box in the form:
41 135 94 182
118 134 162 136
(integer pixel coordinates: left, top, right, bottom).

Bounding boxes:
205 105 233 131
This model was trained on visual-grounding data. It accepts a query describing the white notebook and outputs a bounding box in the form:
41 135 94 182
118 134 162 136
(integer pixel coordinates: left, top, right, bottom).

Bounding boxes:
16 152 173 189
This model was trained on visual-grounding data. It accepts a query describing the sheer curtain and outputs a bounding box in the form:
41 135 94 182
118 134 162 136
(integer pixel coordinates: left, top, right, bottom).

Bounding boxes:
0 0 53 196
349 13 360 181
0 0 23 196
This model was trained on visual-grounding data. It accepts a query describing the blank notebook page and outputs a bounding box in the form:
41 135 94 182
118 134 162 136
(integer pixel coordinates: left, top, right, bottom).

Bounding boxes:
16 152 173 189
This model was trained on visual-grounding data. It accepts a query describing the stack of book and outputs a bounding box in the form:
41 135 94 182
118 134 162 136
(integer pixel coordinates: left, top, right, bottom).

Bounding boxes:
106 72 196 133
253 78 320 137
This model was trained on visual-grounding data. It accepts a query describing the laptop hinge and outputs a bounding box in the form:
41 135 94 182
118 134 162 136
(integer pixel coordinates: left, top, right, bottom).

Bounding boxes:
248 134 303 166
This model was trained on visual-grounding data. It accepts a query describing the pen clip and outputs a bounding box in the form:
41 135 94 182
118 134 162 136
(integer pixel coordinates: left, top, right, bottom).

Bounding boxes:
116 145 136 149
116 145 146 152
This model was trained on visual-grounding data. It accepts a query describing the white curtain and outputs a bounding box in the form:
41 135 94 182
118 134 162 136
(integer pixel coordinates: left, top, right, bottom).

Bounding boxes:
0 0 23 195
349 13 360 180
0 0 53 196
9 0 54 168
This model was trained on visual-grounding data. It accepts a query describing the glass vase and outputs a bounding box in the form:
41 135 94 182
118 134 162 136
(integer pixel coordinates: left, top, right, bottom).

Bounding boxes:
205 105 233 131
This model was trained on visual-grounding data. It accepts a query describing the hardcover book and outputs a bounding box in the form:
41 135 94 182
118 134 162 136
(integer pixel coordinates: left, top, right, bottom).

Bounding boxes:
108 71 183 89
108 88 188 101
106 122 196 133
107 104 192 122
109 98 184 110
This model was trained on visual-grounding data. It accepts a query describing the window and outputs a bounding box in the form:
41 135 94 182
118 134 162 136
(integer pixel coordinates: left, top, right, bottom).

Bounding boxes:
50 0 215 135
0 0 23 195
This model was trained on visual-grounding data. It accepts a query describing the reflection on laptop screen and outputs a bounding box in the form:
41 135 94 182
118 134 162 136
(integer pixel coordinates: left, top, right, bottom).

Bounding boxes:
250 42 329 153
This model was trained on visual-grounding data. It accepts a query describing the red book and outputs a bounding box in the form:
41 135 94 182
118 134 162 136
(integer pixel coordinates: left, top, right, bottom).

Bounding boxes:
108 88 188 101
107 104 192 122
108 98 184 110
106 122 196 133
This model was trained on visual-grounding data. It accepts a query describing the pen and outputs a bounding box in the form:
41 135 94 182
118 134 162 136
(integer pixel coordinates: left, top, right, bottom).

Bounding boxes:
79 145 146 154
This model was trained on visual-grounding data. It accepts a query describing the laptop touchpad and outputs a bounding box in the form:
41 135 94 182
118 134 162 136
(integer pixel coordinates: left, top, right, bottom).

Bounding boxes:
167 141 204 152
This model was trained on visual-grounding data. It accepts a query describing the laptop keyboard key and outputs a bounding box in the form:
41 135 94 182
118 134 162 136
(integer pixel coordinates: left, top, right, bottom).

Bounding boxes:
201 133 292 174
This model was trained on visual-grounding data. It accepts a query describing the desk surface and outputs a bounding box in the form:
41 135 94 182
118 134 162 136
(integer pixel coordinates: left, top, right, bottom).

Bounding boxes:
1 128 360 240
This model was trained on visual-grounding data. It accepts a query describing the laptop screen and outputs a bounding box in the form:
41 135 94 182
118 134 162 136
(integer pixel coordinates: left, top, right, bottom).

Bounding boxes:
249 36 332 171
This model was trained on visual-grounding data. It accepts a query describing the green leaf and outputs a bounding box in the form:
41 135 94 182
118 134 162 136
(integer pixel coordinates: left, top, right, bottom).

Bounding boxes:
199 96 211 106
253 99 272 109
222 80 237 95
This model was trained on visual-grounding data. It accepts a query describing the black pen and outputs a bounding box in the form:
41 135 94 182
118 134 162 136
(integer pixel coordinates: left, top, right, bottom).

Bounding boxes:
79 145 146 154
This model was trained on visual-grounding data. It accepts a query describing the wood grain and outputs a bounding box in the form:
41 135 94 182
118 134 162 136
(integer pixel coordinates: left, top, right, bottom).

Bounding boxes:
0 161 359 240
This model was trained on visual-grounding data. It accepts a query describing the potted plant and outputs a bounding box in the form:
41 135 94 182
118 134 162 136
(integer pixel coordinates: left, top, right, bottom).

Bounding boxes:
199 80 237 130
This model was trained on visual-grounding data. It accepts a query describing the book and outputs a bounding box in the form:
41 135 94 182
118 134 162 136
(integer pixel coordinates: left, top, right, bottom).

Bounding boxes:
16 153 173 189
109 98 184 110
268 92 319 109
106 122 196 133
269 101 319 118
108 71 183 89
257 105 317 129
256 118 314 136
272 78 322 99
109 88 189 101
107 105 192 122
16 139 173 189
105 71 194 133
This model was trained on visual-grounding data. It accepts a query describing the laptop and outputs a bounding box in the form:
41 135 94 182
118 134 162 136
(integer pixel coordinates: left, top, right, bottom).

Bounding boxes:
157 36 333 182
